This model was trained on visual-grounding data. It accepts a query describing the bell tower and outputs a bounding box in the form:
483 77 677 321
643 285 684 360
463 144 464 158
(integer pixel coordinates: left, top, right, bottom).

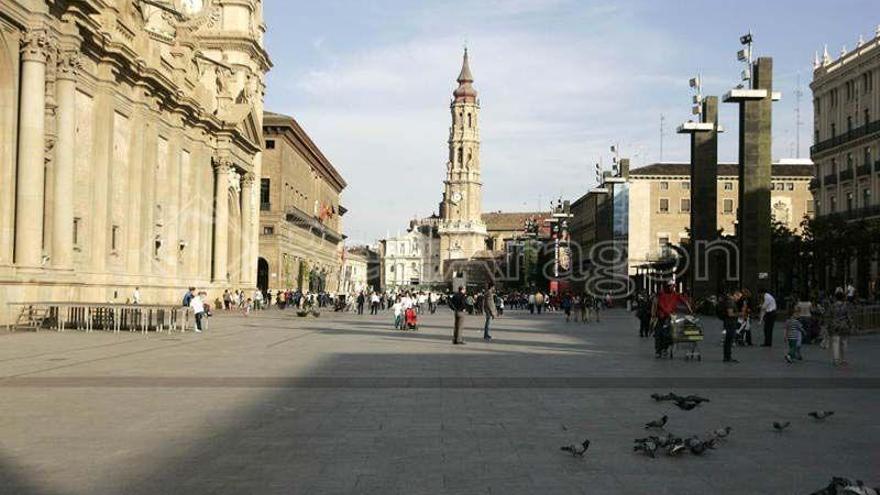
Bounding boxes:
438 48 487 265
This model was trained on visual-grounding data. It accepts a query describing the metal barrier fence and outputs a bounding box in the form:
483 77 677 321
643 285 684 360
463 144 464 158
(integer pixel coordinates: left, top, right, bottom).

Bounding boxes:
853 305 880 334
6 302 194 334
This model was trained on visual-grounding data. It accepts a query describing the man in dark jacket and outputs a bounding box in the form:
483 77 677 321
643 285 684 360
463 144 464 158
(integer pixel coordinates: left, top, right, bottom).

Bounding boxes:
450 286 467 345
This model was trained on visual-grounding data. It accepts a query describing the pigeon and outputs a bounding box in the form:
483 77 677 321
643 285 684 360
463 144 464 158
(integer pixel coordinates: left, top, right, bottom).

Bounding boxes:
650 392 679 402
712 426 732 439
560 438 591 457
810 477 879 495
808 410 835 420
683 394 711 404
645 415 668 429
633 439 658 458
772 421 791 432
673 399 699 411
665 439 687 456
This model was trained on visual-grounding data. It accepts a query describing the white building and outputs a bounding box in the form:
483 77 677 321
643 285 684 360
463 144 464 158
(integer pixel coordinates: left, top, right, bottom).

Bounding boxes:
340 249 369 294
381 221 442 290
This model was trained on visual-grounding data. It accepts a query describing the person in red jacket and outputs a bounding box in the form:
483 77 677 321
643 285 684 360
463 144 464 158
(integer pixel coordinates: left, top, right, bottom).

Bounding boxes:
652 281 692 358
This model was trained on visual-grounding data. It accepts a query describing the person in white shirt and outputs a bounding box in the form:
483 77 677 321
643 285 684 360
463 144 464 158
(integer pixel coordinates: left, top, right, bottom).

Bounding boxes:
370 292 380 315
392 297 403 329
190 291 206 333
758 290 777 347
132 287 141 305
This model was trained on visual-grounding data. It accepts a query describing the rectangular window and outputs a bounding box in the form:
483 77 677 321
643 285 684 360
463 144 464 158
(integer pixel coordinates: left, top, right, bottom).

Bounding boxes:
111 225 119 252
681 181 690 190
659 181 669 190
863 188 871 207
659 237 669 248
265 139 275 149
659 198 669 213
787 183 794 191
680 199 691 213
806 200 815 214
262 226 274 235
723 198 734 214
830 196 837 213
73 217 82 247
723 182 733 191
260 178 271 210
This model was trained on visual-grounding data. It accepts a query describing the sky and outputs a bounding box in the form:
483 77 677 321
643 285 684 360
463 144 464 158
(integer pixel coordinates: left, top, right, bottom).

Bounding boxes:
262 0 878 245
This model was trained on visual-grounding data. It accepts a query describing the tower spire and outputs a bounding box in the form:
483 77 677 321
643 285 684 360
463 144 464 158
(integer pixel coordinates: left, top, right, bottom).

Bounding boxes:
453 48 477 102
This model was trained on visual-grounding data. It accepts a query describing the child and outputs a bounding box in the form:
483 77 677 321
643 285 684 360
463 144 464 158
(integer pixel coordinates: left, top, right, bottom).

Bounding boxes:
392 297 403 330
244 298 253 317
784 309 804 363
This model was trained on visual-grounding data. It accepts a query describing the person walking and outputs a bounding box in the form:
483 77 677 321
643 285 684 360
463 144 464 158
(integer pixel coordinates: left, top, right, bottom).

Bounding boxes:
370 292 380 315
827 289 855 367
528 293 536 314
535 292 545 315
561 293 573 323
737 288 754 346
784 308 804 363
356 291 366 315
392 296 403 330
758 289 778 347
182 287 194 307
721 290 739 363
450 286 467 345
482 282 498 340
652 281 691 358
190 291 206 333
132 287 142 305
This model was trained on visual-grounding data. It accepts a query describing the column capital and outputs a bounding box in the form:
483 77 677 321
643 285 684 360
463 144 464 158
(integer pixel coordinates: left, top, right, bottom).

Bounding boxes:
20 29 56 63
56 51 83 81
211 156 234 174
241 172 256 187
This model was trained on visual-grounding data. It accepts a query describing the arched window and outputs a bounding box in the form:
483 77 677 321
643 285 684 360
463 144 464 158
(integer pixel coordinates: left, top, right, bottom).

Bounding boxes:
467 113 472 127
458 147 463 164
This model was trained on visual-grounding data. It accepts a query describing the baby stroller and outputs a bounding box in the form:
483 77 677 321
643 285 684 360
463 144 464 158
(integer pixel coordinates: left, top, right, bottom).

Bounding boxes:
404 307 418 330
735 317 751 346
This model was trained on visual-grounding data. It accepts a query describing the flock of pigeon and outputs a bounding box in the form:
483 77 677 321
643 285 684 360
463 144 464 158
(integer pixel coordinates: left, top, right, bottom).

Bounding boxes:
558 391 877 494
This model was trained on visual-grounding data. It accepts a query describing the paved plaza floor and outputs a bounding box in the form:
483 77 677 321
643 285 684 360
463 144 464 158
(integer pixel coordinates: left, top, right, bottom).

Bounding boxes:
0 308 878 494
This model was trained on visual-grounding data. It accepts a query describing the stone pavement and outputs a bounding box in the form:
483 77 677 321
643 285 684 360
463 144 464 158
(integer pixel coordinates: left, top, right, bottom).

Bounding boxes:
0 308 877 495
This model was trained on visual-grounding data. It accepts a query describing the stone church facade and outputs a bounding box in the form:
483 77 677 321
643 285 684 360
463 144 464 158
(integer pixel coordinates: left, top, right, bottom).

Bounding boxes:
0 0 270 323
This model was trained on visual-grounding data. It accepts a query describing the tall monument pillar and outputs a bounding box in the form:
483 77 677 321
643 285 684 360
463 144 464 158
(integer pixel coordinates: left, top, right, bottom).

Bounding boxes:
438 49 487 271
678 96 722 299
724 57 779 293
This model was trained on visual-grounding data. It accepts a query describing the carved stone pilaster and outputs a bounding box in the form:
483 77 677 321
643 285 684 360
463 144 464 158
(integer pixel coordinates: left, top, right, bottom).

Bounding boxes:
56 52 83 81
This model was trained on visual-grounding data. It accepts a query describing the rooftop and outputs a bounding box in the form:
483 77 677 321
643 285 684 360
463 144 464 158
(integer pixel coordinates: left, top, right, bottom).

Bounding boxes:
482 211 549 231
263 111 347 192
629 161 815 178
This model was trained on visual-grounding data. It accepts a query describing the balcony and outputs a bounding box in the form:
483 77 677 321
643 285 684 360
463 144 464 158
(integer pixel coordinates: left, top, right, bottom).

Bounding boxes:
839 168 854 182
857 163 872 176
824 174 838 186
823 204 880 222
811 119 880 155
809 177 820 189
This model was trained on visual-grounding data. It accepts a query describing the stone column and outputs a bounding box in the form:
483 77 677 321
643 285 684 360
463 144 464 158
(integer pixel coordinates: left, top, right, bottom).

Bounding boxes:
240 173 255 286
14 30 53 266
678 96 721 299
51 52 79 269
212 159 231 283
724 57 777 293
